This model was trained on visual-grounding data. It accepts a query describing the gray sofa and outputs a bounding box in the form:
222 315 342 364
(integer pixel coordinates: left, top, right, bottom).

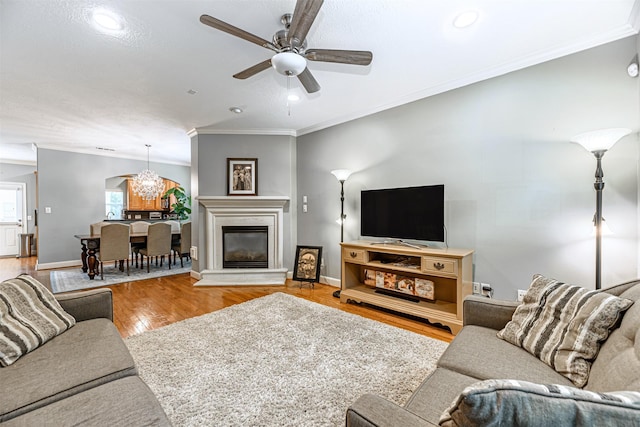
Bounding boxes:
0 288 171 426
346 279 640 426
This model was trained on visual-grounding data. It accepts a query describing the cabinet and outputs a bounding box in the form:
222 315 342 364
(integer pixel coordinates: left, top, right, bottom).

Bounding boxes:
127 178 179 211
340 241 473 335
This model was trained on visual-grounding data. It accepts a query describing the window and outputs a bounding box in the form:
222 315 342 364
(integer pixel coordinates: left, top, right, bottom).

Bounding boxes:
105 190 124 219
0 189 18 222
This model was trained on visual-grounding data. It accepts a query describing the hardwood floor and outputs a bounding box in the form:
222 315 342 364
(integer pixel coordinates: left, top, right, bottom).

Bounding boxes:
0 256 454 343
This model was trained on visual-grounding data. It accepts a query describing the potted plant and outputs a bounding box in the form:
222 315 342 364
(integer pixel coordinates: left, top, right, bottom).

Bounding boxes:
163 186 191 221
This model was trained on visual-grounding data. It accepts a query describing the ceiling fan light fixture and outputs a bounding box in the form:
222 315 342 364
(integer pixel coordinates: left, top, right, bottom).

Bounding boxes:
271 52 306 76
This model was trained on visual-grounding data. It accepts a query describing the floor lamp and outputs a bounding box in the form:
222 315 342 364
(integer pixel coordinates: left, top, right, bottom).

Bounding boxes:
331 169 352 298
571 128 631 289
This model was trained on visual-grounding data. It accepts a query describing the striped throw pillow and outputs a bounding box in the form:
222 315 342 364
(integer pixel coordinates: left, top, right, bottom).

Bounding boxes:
0 275 76 367
497 274 633 387
439 379 640 426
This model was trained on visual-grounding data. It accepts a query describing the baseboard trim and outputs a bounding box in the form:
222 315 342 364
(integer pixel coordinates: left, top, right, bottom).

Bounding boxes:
36 260 82 271
189 270 340 287
320 275 340 288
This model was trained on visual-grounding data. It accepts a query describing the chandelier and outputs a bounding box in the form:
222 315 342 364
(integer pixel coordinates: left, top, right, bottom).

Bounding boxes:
132 144 164 201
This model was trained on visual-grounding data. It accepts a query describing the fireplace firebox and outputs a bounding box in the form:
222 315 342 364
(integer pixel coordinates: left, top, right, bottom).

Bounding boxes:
222 226 268 269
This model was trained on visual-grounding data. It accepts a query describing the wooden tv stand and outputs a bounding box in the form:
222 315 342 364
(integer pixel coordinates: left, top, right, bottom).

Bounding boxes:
339 241 473 335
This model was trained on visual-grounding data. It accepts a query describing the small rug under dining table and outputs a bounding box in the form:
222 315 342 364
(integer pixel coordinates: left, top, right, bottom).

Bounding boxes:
50 259 191 293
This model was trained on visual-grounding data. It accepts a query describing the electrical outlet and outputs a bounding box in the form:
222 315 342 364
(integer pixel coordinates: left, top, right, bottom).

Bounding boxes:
473 282 481 294
517 289 527 302
190 246 198 261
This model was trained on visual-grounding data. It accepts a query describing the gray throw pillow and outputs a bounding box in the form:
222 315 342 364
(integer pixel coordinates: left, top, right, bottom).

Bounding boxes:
497 274 633 387
439 379 640 427
0 275 76 366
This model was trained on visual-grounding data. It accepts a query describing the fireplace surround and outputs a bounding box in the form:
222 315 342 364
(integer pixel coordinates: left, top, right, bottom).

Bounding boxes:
196 196 289 285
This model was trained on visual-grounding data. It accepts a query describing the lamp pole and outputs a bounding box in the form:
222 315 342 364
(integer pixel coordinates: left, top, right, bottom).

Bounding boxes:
331 169 352 298
571 128 631 290
339 179 346 243
592 150 606 290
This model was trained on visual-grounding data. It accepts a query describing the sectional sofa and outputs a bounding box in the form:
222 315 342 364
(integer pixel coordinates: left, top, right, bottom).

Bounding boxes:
0 282 170 426
346 276 640 426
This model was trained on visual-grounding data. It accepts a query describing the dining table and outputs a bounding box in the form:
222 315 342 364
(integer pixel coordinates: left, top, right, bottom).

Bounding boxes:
74 232 180 280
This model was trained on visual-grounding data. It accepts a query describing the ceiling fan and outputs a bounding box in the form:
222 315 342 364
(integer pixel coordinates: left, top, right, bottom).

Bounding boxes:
200 0 373 94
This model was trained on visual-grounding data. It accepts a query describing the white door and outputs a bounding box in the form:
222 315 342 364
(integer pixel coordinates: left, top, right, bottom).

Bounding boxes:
0 182 26 256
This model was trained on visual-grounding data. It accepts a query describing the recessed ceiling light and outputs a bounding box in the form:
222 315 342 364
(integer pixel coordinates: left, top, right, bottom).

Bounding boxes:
187 89 197 95
229 107 243 114
453 11 479 29
92 9 124 31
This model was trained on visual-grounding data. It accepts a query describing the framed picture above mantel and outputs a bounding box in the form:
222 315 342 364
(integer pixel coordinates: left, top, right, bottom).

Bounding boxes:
227 158 257 196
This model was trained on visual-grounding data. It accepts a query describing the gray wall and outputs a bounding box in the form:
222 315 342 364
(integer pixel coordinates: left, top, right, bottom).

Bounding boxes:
37 149 191 266
297 36 640 299
190 134 201 271
0 162 37 235
192 133 297 273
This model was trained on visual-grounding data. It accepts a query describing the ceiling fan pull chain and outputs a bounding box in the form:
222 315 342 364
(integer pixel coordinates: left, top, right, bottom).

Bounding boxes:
287 76 291 117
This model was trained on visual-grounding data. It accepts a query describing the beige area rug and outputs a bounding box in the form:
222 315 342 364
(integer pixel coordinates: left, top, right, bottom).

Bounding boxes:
49 259 191 293
125 292 448 427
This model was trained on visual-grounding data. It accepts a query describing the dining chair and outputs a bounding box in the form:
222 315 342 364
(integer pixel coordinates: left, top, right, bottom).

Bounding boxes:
172 221 191 267
89 221 110 264
164 220 181 233
90 221 110 235
164 220 181 264
130 221 150 268
96 223 130 280
139 222 172 273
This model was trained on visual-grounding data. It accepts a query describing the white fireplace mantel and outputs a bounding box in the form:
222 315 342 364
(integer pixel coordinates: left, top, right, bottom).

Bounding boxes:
198 196 290 210
196 196 290 286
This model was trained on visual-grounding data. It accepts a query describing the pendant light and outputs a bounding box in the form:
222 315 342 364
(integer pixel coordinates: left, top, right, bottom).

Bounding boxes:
131 144 165 200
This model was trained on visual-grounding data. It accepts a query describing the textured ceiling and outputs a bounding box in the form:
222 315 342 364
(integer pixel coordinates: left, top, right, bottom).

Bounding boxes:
1 0 638 166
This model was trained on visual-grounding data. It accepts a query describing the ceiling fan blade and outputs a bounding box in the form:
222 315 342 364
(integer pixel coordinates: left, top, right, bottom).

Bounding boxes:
233 59 273 80
297 67 320 93
305 49 373 66
288 0 324 48
200 14 277 52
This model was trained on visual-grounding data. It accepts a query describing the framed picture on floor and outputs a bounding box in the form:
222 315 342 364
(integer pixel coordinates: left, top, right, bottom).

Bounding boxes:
227 158 257 196
293 245 323 283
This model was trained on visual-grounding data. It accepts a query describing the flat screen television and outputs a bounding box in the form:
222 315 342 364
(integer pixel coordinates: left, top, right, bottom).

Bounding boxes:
360 184 445 242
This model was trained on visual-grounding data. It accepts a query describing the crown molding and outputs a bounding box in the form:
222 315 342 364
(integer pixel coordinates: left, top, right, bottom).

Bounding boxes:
630 0 640 32
35 145 190 166
189 127 297 137
298 25 639 137
0 159 37 167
